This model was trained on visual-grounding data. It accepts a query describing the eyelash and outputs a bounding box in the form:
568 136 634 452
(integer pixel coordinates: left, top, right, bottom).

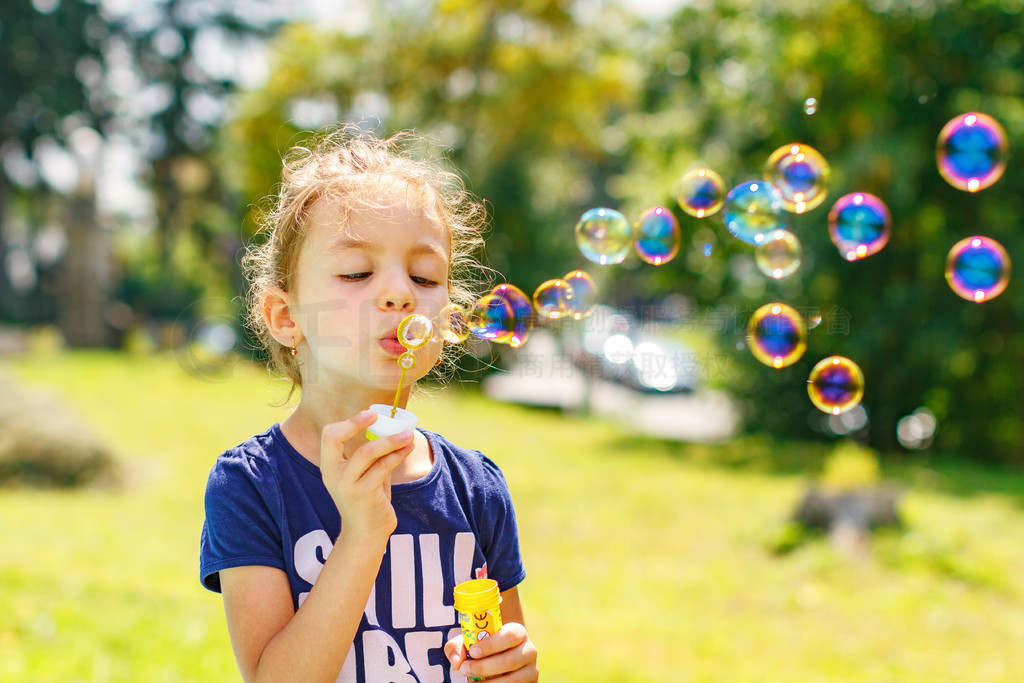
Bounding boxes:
336 273 440 287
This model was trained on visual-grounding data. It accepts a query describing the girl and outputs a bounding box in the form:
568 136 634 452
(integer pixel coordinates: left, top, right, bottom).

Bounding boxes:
200 128 539 682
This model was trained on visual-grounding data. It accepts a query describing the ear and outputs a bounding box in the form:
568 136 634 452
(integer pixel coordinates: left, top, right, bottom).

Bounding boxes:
262 286 302 347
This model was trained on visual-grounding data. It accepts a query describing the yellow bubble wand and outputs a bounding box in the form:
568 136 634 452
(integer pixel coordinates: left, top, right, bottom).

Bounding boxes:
390 314 434 418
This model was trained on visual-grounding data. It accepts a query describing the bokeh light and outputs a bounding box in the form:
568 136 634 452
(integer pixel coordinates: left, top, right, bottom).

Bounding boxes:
746 302 807 368
633 206 680 265
764 143 831 213
563 270 598 320
754 229 802 279
575 207 632 265
676 167 726 218
723 181 786 245
936 112 1008 192
827 192 891 261
897 407 938 450
945 235 1010 303
808 356 865 415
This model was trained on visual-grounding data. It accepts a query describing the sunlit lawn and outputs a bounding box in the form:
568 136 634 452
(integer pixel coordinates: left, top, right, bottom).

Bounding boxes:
3 350 1024 681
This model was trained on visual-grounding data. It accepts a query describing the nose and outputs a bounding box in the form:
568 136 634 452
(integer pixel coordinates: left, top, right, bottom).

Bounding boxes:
377 268 415 312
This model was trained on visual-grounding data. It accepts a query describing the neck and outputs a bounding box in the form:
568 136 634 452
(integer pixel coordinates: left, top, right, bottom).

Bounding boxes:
281 381 413 467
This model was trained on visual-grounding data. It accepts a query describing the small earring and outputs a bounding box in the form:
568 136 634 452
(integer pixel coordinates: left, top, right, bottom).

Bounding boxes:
290 340 298 356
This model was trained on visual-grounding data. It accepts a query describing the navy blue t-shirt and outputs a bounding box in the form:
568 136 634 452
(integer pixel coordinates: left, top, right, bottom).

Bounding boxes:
200 424 525 682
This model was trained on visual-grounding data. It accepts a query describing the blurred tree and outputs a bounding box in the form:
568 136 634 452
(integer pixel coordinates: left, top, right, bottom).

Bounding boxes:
100 0 284 327
618 0 1024 464
223 0 641 293
218 0 1024 464
0 0 112 345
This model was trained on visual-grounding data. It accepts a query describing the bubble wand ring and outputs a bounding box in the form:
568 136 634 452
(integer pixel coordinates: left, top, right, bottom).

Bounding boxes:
390 314 434 418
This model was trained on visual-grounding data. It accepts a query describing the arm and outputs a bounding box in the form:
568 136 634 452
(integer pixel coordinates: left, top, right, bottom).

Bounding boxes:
444 586 539 682
220 410 414 683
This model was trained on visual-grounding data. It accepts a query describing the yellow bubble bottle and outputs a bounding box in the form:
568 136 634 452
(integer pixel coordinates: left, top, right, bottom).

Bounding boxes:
453 578 502 681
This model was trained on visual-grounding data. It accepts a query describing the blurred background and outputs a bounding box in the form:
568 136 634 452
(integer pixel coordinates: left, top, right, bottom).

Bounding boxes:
3 0 1024 680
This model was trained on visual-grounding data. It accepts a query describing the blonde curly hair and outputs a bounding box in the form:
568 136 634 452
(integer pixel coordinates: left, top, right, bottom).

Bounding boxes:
243 126 489 393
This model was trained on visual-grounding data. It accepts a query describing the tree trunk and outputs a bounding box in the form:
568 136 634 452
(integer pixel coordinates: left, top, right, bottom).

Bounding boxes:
57 193 112 347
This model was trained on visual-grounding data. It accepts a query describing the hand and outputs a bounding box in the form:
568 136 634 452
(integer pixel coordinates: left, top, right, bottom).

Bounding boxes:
320 409 415 539
445 622 539 682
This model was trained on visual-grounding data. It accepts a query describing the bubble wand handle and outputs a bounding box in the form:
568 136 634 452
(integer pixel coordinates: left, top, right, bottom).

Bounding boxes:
390 353 415 419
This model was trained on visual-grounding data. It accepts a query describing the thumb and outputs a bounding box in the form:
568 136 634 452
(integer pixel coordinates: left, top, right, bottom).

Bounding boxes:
321 409 377 469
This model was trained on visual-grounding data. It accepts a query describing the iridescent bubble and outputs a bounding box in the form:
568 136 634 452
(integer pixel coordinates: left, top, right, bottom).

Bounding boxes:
575 207 632 265
532 279 572 320
945 236 1011 303
676 168 726 218
488 283 533 347
723 181 786 245
936 112 1008 192
808 356 865 415
438 303 470 343
827 192 891 261
633 206 680 265
754 229 802 279
746 302 807 369
397 314 434 350
765 143 831 213
563 270 598 320
468 293 514 344
703 243 713 257
803 98 818 115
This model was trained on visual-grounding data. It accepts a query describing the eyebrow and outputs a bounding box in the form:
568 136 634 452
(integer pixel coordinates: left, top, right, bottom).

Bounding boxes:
327 235 447 259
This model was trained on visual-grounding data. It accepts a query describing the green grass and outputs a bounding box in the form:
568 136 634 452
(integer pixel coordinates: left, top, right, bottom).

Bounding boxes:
3 350 1024 681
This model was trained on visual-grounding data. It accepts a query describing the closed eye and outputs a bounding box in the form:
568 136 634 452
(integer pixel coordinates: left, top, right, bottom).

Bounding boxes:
337 272 371 281
412 275 441 287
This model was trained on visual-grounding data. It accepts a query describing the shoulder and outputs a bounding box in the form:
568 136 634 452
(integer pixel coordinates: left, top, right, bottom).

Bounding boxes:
205 426 288 506
425 429 509 487
208 427 280 480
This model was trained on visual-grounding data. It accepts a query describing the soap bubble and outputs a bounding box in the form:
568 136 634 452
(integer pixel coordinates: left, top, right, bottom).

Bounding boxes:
945 235 1010 302
397 314 434 350
765 143 831 213
575 207 632 265
808 356 865 415
827 192 891 261
703 243 713 257
533 279 572 320
633 206 680 265
438 303 470 343
936 112 1008 192
746 302 807 368
488 283 533 347
676 168 726 218
723 181 786 245
754 229 802 279
563 270 598 320
468 293 514 344
803 98 818 115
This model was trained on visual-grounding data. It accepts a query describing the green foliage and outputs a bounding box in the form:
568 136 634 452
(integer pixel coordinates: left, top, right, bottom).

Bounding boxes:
619 0 1024 463
213 0 1024 464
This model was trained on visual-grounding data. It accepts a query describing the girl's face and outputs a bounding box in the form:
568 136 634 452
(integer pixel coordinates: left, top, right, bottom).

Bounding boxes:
288 193 451 393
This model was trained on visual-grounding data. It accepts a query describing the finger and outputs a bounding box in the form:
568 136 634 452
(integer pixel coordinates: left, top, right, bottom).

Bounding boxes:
460 640 538 682
466 623 527 659
444 634 467 670
344 432 415 487
321 410 377 468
